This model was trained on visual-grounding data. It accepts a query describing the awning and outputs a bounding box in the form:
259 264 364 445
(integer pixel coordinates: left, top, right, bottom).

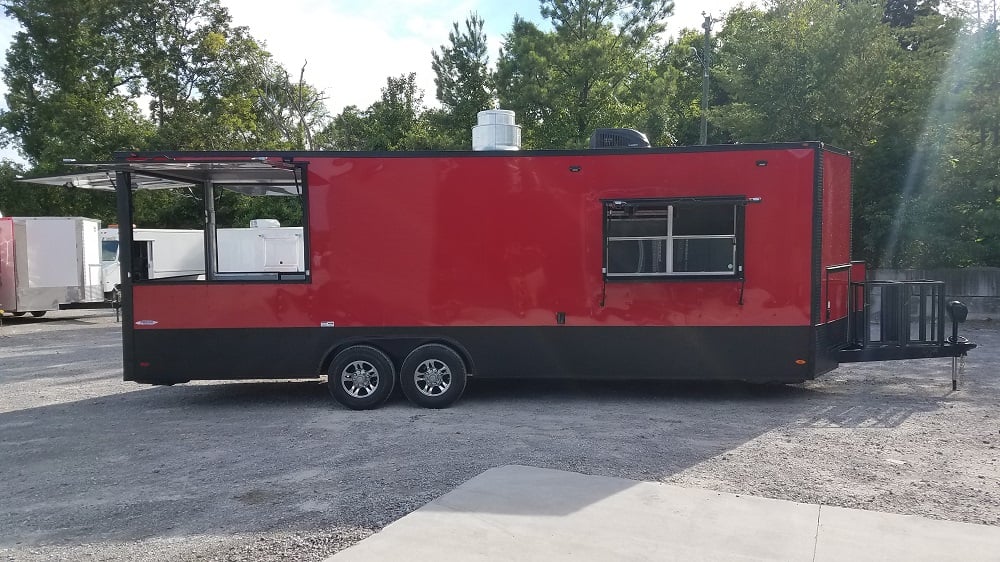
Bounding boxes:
18 159 302 196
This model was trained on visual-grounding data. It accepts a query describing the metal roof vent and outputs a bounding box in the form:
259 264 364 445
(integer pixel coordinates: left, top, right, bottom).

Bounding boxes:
589 128 651 149
472 110 521 151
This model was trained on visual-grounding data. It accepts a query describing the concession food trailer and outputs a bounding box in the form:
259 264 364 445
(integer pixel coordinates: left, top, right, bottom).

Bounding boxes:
24 141 977 409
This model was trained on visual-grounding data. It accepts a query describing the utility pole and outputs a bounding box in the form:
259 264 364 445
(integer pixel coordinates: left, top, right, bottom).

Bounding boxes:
700 13 712 146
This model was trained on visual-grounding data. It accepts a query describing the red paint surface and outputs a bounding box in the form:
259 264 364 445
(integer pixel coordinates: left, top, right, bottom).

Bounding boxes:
821 151 853 324
131 146 837 330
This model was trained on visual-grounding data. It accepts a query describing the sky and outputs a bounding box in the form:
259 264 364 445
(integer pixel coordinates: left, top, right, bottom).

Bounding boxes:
219 0 750 114
0 0 752 163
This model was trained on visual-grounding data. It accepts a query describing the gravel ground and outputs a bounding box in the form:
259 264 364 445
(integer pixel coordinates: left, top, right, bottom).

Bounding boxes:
1 310 998 561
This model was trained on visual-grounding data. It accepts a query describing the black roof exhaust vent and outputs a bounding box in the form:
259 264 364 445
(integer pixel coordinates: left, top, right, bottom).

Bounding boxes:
589 128 651 149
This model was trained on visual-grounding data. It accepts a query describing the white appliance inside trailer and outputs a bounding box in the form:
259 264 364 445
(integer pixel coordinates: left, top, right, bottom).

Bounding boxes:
99 221 304 290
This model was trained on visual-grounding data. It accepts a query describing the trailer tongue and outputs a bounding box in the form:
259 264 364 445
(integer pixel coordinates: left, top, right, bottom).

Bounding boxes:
838 279 977 389
19 143 979 408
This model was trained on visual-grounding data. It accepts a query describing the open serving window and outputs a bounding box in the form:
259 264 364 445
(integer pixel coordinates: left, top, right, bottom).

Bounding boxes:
21 157 309 284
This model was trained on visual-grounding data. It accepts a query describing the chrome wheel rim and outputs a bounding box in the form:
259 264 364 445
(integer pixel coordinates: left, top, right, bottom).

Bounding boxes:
341 360 379 398
414 359 451 397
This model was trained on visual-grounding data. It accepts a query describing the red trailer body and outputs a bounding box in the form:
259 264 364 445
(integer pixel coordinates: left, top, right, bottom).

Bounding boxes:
22 142 976 408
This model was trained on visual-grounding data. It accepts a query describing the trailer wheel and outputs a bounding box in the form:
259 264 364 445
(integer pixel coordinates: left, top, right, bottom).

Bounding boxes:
30 311 46 318
399 344 467 409
12 312 26 317
327 345 396 410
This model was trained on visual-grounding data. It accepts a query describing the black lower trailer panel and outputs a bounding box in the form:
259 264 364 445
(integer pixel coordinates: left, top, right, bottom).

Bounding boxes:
127 325 826 385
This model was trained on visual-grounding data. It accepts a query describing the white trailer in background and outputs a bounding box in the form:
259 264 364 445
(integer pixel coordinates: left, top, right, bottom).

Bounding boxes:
0 216 103 316
100 228 205 295
100 221 304 293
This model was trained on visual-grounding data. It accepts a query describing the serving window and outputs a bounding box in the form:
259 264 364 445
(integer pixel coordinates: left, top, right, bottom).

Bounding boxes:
121 160 310 284
604 198 745 279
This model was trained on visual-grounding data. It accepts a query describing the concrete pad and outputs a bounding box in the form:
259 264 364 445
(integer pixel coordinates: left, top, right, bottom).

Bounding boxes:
330 465 1000 562
814 504 1000 562
331 465 819 561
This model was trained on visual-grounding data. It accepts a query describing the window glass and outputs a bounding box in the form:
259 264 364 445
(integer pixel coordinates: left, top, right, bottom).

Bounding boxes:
607 239 668 274
607 214 668 238
673 238 735 273
101 240 119 262
672 205 734 236
604 199 742 279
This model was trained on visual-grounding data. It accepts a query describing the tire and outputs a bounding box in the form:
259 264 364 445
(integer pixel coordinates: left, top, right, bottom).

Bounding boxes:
30 311 46 318
399 343 467 409
12 312 26 317
326 345 396 410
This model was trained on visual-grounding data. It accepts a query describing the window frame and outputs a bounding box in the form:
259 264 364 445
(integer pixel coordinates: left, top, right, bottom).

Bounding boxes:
602 196 747 281
126 161 311 285
203 163 311 283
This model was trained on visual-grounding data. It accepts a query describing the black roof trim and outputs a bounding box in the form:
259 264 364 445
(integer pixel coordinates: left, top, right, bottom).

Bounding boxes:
114 141 848 161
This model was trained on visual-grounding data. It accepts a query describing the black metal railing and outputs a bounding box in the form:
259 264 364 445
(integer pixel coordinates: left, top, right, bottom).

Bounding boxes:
848 280 946 350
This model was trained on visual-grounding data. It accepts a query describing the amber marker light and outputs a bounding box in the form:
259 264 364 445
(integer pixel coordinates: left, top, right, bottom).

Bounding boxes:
795 359 807 365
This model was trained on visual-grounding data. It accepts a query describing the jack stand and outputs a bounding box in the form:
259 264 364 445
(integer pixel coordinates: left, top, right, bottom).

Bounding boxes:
952 356 959 390
112 289 121 323
951 354 967 391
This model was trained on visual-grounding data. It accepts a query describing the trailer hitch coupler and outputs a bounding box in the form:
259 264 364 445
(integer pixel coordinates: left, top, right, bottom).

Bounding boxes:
946 301 968 344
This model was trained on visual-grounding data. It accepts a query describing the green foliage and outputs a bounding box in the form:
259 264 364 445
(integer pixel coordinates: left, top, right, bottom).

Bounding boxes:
326 73 449 151
431 13 495 148
712 0 910 264
495 0 674 148
0 0 331 226
659 29 716 145
712 0 899 146
883 21 1000 267
0 0 152 169
0 160 116 222
707 0 999 267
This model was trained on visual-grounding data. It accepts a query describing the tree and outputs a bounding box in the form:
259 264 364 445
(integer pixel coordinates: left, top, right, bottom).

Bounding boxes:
0 0 331 227
859 0 964 266
659 28 719 145
1 0 333 159
249 59 332 150
495 0 674 148
707 0 1000 267
0 0 153 169
885 18 1000 267
120 0 331 151
431 13 495 148
710 0 938 264
711 0 902 146
327 73 445 151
